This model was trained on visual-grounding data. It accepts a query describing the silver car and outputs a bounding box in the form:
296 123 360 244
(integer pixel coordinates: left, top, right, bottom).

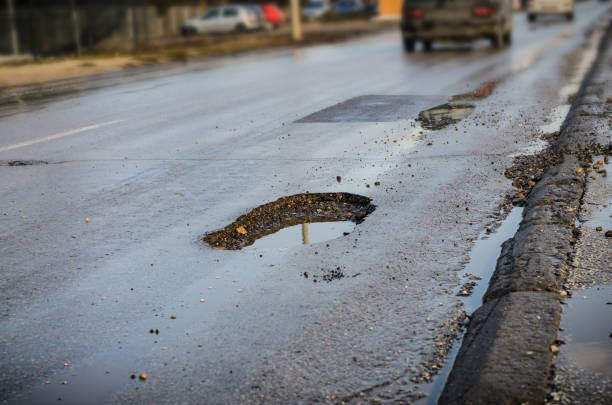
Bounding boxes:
400 0 513 51
181 6 260 35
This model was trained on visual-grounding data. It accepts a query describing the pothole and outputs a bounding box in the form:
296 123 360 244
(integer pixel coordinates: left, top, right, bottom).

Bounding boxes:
0 160 48 166
203 192 375 250
558 285 612 378
417 103 475 130
451 82 496 101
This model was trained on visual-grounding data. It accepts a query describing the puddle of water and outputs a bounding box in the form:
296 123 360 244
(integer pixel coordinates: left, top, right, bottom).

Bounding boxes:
250 221 355 249
559 285 612 377
461 207 525 312
417 103 475 131
451 82 496 102
414 207 524 404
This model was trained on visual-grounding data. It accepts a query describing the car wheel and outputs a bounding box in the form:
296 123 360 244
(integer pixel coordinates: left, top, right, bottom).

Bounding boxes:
181 27 196 36
423 41 433 52
403 38 416 52
528 14 536 22
235 23 247 33
491 29 504 48
503 30 512 45
566 12 574 21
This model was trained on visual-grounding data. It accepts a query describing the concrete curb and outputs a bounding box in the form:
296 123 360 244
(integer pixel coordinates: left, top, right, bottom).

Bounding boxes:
440 19 612 405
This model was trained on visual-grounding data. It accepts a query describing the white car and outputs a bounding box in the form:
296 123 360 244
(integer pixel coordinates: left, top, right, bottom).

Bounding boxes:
527 0 575 21
302 0 331 20
181 6 260 35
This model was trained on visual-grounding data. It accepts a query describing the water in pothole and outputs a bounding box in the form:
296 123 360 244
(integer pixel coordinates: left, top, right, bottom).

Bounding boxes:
559 285 612 377
417 103 475 130
250 221 355 249
413 206 525 404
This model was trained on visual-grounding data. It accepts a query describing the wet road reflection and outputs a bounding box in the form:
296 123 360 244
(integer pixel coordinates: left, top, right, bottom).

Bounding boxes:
250 221 355 249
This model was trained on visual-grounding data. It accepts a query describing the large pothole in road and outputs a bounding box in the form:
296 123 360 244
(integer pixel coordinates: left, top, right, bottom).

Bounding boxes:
203 192 376 250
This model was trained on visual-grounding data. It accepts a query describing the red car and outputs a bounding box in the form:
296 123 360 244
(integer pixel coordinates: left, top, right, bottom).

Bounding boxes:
260 3 285 28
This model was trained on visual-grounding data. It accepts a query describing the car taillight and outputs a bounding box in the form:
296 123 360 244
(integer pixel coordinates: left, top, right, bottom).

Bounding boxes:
404 8 424 19
472 6 496 17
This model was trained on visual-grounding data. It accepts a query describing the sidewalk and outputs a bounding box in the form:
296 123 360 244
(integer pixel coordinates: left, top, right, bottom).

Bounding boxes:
439 16 611 405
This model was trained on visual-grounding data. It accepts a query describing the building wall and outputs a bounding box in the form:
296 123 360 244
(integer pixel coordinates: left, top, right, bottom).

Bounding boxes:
378 0 402 18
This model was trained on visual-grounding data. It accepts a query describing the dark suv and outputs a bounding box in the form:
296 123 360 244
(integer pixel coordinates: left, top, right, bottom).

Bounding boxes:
400 0 513 51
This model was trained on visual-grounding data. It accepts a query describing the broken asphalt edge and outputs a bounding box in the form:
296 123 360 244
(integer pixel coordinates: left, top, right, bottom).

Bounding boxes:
439 18 612 405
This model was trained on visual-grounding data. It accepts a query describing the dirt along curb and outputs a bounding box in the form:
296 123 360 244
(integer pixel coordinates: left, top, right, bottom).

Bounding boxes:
439 19 612 405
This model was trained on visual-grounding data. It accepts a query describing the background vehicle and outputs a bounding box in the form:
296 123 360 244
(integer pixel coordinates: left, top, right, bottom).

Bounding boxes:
302 0 332 20
527 0 575 21
181 6 260 35
335 0 365 14
400 0 513 52
260 3 285 28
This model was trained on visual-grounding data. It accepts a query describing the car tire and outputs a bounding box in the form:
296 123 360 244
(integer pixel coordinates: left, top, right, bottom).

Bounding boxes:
528 14 536 22
423 41 433 52
181 27 196 36
235 23 247 33
503 30 512 45
566 12 574 21
403 38 416 52
491 29 504 48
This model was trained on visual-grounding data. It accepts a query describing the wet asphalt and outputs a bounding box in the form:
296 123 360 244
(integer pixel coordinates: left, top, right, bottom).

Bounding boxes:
1 2 611 403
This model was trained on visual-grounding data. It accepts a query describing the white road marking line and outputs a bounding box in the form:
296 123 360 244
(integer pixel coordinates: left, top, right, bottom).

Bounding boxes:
0 120 124 153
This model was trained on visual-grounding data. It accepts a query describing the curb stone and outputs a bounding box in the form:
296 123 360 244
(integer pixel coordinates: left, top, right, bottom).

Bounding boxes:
439 17 612 405
483 157 585 302
438 292 561 405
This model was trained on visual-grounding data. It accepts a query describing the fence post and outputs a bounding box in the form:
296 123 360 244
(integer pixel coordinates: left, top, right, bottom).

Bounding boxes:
290 0 302 41
6 0 19 54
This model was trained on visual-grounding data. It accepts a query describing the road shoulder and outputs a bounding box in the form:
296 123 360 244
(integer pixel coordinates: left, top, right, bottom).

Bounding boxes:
440 17 612 405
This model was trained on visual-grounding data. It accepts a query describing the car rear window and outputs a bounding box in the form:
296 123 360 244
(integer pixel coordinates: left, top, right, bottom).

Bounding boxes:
223 8 239 17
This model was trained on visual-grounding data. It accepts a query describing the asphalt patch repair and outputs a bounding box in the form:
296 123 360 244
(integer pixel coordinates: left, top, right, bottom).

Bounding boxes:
202 192 375 250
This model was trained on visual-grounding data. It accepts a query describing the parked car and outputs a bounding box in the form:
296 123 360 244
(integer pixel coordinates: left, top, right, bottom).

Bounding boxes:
527 0 575 21
240 4 269 30
260 3 285 28
181 6 260 35
302 0 331 20
400 0 513 52
335 0 364 14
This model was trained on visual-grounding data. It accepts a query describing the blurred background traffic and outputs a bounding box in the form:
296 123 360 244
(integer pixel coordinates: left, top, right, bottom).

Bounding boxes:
1 0 594 59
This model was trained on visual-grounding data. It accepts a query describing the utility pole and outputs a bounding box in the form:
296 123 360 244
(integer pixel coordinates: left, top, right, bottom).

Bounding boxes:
290 0 302 41
301 223 309 245
70 0 82 55
6 0 19 54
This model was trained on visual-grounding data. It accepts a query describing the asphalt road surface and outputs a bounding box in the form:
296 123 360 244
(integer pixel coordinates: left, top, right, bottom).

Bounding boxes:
1 2 610 403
